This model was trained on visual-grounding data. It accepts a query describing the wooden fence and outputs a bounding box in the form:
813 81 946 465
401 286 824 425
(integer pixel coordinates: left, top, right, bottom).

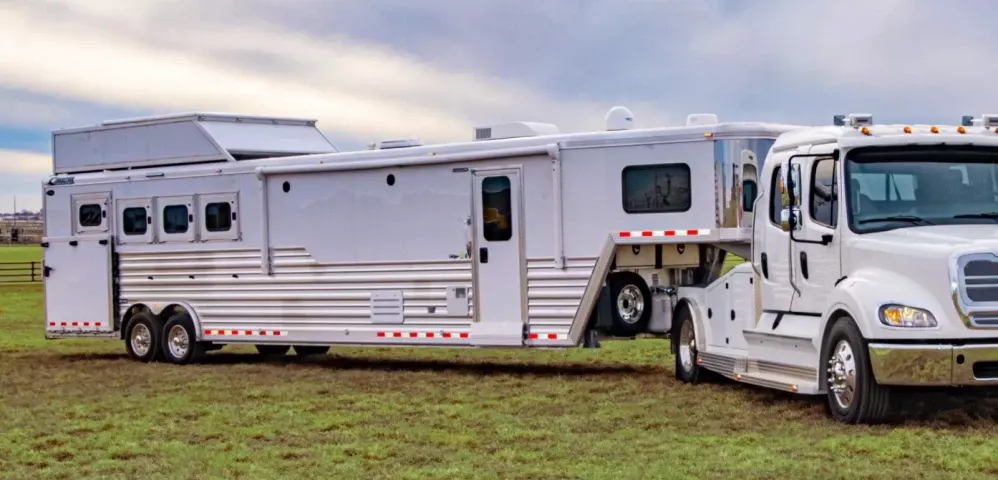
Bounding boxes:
0 261 40 283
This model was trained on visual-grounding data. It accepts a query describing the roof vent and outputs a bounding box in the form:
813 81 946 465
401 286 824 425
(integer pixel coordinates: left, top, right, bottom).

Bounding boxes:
473 121 559 141
686 113 719 126
605 106 635 131
368 138 423 150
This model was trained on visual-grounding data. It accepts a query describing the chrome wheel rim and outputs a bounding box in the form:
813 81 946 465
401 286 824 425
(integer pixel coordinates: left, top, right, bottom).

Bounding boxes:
167 325 190 359
130 323 152 357
679 318 696 371
827 339 857 410
616 285 645 324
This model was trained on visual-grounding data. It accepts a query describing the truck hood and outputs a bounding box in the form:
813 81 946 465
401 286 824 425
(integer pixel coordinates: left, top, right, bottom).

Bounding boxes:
849 225 998 258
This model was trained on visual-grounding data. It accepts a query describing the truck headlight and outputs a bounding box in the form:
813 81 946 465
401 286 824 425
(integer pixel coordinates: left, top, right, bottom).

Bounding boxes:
879 304 938 328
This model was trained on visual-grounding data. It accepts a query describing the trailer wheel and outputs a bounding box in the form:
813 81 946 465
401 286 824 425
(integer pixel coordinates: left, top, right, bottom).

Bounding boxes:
293 345 330 357
673 306 711 382
125 312 165 362
607 272 651 337
823 317 892 424
255 345 290 357
161 312 206 365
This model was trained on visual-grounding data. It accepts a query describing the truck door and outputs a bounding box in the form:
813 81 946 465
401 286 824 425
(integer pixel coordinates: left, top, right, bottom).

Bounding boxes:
43 235 116 335
469 167 526 346
789 154 841 314
755 162 794 314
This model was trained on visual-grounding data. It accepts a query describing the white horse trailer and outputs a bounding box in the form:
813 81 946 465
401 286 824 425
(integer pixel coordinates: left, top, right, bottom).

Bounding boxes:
41 109 795 360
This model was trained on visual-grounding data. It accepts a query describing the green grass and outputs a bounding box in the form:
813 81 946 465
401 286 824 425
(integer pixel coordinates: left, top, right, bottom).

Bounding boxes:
4 247 998 478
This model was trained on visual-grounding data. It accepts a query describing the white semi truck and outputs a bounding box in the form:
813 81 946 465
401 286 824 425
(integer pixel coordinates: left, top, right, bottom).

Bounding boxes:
40 109 998 423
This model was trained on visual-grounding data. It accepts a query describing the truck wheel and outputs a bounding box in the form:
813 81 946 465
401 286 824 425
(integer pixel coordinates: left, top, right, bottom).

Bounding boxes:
674 306 712 382
161 312 206 365
256 345 290 357
607 271 651 337
125 312 165 362
293 345 330 357
824 317 892 424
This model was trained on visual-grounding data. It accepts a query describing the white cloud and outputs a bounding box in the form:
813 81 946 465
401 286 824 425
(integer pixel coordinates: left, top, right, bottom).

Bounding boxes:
0 0 665 146
0 148 50 176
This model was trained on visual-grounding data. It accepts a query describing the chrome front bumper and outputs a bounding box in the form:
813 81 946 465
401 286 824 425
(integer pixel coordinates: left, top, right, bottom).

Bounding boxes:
868 343 998 386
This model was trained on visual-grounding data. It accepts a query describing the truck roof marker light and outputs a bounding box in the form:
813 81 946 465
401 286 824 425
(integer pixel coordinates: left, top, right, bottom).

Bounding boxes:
957 126 966 134
860 127 870 135
903 126 912 134
930 126 939 134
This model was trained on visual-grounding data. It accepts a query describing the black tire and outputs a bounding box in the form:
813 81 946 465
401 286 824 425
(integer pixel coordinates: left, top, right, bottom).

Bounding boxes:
256 344 291 357
293 345 330 357
160 312 206 365
673 306 713 382
823 317 892 424
607 271 652 337
125 312 165 362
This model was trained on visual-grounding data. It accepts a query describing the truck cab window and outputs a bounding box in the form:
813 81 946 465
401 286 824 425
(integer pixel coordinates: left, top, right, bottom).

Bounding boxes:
122 207 147 235
205 202 232 232
163 205 189 234
482 176 512 241
78 204 102 227
621 163 692 213
769 166 782 226
810 158 837 227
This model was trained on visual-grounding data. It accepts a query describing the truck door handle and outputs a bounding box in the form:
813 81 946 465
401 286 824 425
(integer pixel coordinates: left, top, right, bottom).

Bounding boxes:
800 252 809 280
479 247 489 263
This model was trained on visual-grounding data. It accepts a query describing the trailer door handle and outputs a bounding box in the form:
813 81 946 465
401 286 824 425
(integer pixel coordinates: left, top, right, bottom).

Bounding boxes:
479 247 489 263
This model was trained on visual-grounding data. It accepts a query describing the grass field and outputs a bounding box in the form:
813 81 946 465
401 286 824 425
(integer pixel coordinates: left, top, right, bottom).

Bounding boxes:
3 246 998 479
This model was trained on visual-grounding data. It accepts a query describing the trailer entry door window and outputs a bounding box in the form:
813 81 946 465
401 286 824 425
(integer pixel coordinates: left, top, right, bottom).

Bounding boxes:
163 205 189 234
621 163 692 213
122 207 148 235
481 176 512 241
78 204 102 227
205 202 232 232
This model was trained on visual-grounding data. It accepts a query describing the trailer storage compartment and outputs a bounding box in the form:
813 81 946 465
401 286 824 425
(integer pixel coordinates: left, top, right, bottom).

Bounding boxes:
43 235 115 337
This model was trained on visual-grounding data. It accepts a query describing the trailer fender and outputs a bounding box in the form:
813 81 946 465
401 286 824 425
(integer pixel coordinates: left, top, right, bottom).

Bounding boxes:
145 302 206 343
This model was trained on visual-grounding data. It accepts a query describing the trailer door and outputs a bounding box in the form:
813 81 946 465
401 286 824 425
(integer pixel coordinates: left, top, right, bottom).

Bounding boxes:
470 168 526 346
43 235 115 335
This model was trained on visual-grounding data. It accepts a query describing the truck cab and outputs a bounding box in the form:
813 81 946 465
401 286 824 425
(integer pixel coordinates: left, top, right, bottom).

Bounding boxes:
674 113 998 424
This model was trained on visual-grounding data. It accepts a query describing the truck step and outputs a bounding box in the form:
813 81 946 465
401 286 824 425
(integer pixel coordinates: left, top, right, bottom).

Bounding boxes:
697 351 820 395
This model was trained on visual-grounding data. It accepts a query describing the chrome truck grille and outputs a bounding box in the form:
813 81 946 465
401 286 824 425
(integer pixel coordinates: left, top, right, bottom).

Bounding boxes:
957 253 998 327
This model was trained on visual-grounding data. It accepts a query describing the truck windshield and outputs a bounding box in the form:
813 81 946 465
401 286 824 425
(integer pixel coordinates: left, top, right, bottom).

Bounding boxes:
846 146 998 233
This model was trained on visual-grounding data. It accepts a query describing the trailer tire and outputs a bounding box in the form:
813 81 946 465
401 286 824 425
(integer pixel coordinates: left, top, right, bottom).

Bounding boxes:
823 317 892 424
607 271 651 337
293 345 330 357
256 345 290 357
125 312 165 363
673 306 712 383
161 312 206 365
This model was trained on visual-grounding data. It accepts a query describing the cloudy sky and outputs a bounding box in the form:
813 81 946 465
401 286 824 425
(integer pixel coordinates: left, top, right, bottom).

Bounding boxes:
1 0 994 211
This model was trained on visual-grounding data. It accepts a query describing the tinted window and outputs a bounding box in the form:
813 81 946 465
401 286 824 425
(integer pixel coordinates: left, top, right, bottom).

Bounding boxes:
482 176 512 242
769 166 782 226
79 204 102 227
205 202 232 232
621 163 692 213
163 205 189 234
742 180 758 212
122 207 147 235
810 158 838 227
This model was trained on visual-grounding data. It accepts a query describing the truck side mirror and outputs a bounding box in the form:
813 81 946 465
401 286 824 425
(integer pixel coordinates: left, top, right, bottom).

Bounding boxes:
781 163 802 208
780 208 801 232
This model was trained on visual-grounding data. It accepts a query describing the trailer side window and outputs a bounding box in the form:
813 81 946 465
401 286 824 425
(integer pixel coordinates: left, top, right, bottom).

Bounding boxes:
163 205 189 234
809 158 837 227
481 176 513 242
78 204 103 227
122 207 148 235
621 163 692 213
205 202 232 232
769 166 782 226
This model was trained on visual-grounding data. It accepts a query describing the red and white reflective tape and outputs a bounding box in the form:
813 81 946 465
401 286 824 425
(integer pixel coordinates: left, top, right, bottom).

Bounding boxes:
377 331 470 339
203 329 287 336
48 321 103 328
618 229 711 238
528 332 568 340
